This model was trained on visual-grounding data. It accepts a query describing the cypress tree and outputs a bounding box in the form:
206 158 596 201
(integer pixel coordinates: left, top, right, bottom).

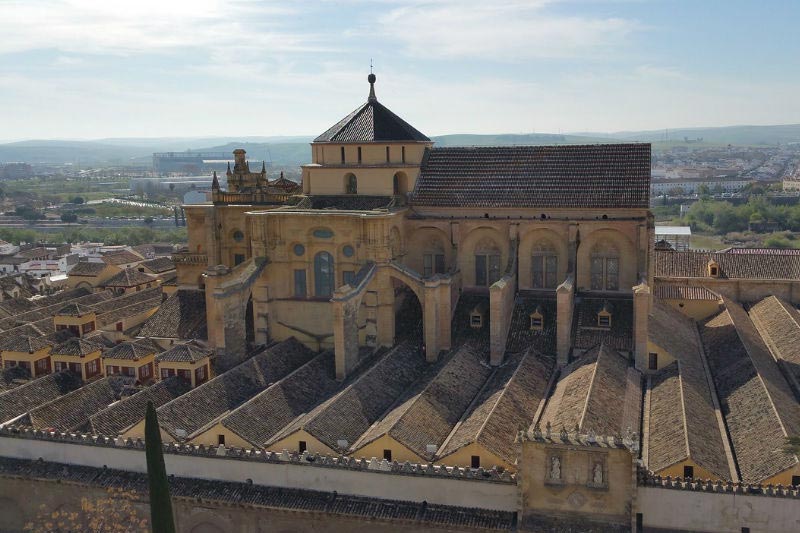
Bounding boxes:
145 400 176 533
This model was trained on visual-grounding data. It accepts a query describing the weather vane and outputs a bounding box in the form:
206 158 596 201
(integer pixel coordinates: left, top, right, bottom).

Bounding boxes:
370 58 373 74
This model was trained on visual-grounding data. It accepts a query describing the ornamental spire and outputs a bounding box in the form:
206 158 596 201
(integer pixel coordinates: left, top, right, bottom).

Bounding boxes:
211 170 219 190
367 72 377 103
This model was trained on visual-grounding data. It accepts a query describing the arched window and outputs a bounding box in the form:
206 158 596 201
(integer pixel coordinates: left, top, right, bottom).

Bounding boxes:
474 238 501 287
345 173 357 194
314 251 335 297
393 174 400 195
531 240 558 289
590 241 620 291
393 172 407 195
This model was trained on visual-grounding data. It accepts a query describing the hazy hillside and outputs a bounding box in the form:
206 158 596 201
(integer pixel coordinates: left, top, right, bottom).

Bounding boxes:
2 124 798 167
576 124 800 145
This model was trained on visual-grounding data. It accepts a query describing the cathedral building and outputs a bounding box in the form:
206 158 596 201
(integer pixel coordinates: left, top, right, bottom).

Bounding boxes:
2 75 800 532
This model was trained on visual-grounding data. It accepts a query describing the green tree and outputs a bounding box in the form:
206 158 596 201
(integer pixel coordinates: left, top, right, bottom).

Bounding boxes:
71 196 85 204
60 213 78 223
145 401 176 533
785 436 800 456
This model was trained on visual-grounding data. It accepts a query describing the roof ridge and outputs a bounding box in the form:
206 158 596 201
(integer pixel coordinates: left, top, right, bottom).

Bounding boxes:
675 361 692 462
577 345 604 432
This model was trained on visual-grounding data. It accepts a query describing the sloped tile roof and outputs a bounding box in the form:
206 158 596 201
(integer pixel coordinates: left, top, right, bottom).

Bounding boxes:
748 295 800 388
412 144 650 209
102 249 144 266
701 298 800 482
103 267 156 288
0 371 83 424
56 302 93 316
354 343 493 461
68 262 109 277
220 351 342 447
0 334 53 353
505 296 556 355
140 257 174 274
655 249 800 280
646 300 732 479
102 339 159 361
654 284 721 301
155 343 211 364
539 344 642 436
51 337 103 357
137 289 207 340
157 338 315 440
26 376 134 432
89 377 191 436
268 341 427 451
439 347 555 465
314 99 430 143
573 297 633 352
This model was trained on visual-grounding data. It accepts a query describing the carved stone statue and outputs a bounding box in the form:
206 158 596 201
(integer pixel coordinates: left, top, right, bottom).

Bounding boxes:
593 463 603 484
550 456 561 480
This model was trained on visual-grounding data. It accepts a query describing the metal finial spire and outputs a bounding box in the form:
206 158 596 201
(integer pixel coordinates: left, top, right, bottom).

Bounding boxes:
367 63 377 102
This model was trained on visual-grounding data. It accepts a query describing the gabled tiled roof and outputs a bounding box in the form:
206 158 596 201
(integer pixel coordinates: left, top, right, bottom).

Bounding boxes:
646 300 732 480
220 351 342 447
268 341 427 451
439 347 555 466
51 337 103 357
314 97 429 143
26 376 134 432
0 334 52 353
505 296 556 355
102 339 159 361
539 344 642 436
412 144 651 209
103 267 156 288
701 297 800 483
157 338 315 440
89 377 191 436
137 289 206 340
68 262 109 277
102 249 144 266
140 257 174 274
354 343 493 461
748 295 800 389
155 343 210 364
655 249 800 280
0 372 82 425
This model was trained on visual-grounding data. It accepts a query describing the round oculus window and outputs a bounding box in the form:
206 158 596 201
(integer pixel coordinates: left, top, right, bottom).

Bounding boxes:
232 230 244 242
293 244 305 256
343 245 355 257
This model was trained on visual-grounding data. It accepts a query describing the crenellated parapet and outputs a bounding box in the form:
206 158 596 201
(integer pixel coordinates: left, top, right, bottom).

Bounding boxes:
637 466 800 498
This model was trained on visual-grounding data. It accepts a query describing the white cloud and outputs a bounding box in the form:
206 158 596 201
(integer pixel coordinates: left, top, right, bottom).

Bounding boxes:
373 0 639 60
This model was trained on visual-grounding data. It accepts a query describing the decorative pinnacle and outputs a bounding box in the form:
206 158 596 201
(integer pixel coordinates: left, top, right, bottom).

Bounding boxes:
368 72 377 102
211 171 219 190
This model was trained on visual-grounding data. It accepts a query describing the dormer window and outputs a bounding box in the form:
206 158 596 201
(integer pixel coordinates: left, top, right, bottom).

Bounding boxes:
530 306 544 331
707 260 720 278
470 302 487 329
597 302 612 328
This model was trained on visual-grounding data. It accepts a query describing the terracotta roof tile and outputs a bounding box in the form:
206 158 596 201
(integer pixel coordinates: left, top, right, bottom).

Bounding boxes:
138 289 206 340
654 284 721 301
140 257 174 274
155 343 210 364
655 249 800 280
0 371 83 424
68 262 108 277
412 144 650 209
103 268 156 288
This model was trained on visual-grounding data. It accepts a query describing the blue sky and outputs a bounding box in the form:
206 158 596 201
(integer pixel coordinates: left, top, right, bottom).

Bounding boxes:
1 0 798 140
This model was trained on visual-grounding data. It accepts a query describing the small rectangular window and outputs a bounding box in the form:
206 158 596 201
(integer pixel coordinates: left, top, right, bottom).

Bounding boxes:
294 269 307 298
470 314 483 328
343 270 355 286
357 146 362 163
683 465 694 479
435 254 445 274
475 255 487 286
116 322 123 331
423 254 433 277
218 434 225 446
340 146 345 163
234 253 245 266
383 449 392 461
598 315 610 327
648 352 658 370
299 440 307 453
401 146 406 163
792 475 800 487
386 146 390 163
471 455 480 468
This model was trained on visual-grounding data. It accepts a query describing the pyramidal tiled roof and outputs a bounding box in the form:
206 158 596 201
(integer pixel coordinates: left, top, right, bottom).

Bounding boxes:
102 339 158 361
155 343 210 364
314 75 429 143
51 337 103 357
103 268 156 288
57 303 93 317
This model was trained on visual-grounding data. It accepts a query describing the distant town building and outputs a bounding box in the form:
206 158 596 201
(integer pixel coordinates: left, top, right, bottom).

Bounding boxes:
651 176 750 195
